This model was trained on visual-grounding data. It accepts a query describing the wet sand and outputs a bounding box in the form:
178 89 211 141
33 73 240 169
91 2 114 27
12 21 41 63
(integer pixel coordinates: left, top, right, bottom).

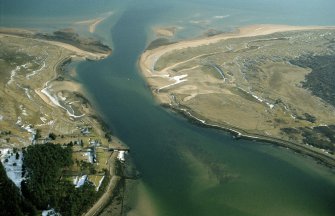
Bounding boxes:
126 182 158 216
75 11 113 33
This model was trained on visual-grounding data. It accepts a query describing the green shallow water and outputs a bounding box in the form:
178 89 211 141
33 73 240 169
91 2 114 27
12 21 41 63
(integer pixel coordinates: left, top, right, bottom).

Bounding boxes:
2 0 335 215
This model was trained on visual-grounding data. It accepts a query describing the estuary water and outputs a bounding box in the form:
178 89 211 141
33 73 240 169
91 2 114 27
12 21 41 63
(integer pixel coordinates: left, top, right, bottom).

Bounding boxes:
1 0 335 215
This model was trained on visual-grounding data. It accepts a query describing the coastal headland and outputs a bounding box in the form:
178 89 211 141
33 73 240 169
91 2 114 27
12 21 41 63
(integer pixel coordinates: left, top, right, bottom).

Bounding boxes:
139 24 335 167
0 29 126 215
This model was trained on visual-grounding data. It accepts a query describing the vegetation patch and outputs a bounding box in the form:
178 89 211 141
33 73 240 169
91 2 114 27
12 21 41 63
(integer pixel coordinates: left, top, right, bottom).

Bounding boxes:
290 54 335 107
36 29 111 54
144 28 335 159
281 125 335 154
21 143 100 215
0 162 36 216
146 38 175 50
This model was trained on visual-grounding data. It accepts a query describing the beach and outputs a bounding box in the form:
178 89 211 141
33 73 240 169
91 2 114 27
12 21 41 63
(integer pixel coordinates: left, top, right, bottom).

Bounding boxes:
0 30 127 215
139 24 335 168
75 11 114 33
140 24 335 81
2 1 335 215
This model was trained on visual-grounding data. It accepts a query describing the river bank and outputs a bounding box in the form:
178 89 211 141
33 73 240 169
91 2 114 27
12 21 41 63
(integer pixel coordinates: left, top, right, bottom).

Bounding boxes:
140 24 335 84
169 105 335 168
0 28 111 60
0 29 127 215
139 24 335 169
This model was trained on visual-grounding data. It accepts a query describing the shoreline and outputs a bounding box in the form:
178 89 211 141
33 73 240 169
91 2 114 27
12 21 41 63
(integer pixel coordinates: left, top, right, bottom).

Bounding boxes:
0 32 109 60
0 28 112 60
1 31 125 215
75 17 105 33
43 34 126 216
168 105 335 168
1 28 111 114
75 11 113 33
140 24 335 82
139 24 335 169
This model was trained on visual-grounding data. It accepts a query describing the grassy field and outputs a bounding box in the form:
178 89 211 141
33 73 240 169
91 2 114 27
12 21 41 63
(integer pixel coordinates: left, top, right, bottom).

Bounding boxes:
143 29 335 156
0 32 128 193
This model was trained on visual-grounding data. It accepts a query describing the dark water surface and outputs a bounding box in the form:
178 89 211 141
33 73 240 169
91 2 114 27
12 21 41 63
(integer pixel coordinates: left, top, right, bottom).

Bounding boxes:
2 0 335 215
76 5 335 216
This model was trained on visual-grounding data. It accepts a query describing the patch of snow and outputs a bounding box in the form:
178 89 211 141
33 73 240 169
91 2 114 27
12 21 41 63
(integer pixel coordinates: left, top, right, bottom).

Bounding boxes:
96 176 105 191
321 149 329 154
21 63 29 69
19 105 28 116
26 61 46 79
265 102 274 109
226 45 233 51
42 209 60 216
0 148 24 188
16 118 36 141
318 124 328 127
0 114 3 121
84 150 94 163
237 87 275 109
21 125 36 141
251 94 263 103
290 114 296 119
283 104 289 111
24 88 33 100
41 87 85 118
59 95 67 101
151 74 170 78
41 87 62 107
7 66 20 85
73 176 79 185
159 74 188 91
40 117 47 123
75 175 87 188
17 84 33 100
35 120 55 127
181 108 206 124
117 150 126 162
68 100 80 105
16 116 22 125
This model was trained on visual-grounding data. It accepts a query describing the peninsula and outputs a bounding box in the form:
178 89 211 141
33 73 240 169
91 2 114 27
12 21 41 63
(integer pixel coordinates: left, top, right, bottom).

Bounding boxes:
0 29 126 215
140 24 335 167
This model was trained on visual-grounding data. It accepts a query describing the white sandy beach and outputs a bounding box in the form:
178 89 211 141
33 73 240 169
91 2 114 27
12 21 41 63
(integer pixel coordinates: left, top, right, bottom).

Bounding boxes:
140 24 335 79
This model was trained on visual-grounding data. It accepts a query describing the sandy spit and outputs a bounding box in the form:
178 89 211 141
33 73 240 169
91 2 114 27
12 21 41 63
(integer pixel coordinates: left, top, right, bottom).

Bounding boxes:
139 24 335 78
75 11 113 33
0 32 109 60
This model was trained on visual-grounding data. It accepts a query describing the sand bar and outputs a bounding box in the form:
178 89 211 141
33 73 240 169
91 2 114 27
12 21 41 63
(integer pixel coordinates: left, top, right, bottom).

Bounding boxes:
75 11 113 33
